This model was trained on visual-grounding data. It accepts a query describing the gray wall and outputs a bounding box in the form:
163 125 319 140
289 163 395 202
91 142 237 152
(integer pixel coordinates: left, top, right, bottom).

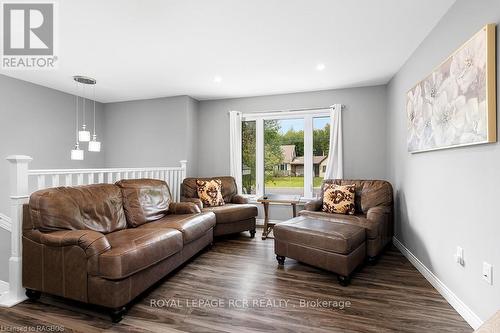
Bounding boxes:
386 0 500 322
103 95 199 176
197 86 388 221
198 86 388 179
0 74 105 282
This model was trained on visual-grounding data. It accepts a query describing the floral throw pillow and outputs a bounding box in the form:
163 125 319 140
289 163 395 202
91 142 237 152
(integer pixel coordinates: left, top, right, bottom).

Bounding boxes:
322 184 356 215
196 179 225 207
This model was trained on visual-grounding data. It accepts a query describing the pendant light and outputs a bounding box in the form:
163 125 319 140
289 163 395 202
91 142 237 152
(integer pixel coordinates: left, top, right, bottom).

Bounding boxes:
71 143 84 160
88 82 101 152
71 76 99 159
78 83 91 142
71 80 84 160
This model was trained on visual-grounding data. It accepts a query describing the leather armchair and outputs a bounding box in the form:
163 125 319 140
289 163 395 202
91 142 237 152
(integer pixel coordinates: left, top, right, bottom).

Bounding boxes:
299 179 393 259
180 176 258 237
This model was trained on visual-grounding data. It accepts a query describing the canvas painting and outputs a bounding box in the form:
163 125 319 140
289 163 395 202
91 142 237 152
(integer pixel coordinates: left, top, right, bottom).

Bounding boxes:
407 24 496 153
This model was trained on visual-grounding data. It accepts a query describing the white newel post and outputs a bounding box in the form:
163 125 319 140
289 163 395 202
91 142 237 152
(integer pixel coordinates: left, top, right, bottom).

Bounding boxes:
180 160 187 181
0 155 32 307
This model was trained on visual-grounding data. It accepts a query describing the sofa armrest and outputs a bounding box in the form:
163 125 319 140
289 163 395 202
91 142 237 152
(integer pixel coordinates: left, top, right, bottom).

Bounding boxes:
304 198 322 211
38 230 110 258
231 194 249 204
169 202 202 214
181 197 204 210
366 206 391 221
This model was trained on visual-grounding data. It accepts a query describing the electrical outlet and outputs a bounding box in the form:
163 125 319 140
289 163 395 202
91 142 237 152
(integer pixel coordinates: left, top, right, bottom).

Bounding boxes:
483 262 493 285
454 246 464 266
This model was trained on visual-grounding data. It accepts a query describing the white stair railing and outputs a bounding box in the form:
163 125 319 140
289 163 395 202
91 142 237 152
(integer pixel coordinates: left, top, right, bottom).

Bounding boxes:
28 163 187 202
0 155 187 307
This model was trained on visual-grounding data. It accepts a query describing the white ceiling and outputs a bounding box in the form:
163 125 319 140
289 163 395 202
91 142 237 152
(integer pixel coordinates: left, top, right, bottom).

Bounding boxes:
1 0 456 103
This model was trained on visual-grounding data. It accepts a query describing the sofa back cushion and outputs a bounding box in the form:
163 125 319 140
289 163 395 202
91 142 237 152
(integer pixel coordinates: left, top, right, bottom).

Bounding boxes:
181 176 237 203
29 184 126 233
115 179 172 227
321 179 393 214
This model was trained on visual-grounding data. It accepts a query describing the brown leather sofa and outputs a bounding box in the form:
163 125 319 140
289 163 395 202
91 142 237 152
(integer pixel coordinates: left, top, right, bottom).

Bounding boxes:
180 176 258 237
299 179 394 261
22 179 216 322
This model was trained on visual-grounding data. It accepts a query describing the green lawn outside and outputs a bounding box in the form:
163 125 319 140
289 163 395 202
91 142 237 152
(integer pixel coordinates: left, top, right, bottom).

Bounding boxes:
265 176 323 188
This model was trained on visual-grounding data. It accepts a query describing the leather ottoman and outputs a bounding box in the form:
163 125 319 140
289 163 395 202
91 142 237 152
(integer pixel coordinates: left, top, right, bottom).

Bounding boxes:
273 216 366 286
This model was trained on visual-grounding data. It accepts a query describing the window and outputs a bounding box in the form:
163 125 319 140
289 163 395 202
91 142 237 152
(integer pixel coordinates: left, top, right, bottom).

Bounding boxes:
313 116 330 197
241 120 256 194
240 109 331 199
278 164 288 171
264 118 304 196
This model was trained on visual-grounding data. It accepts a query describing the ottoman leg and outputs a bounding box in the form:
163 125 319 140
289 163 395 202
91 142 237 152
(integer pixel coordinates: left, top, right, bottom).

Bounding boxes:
367 256 377 265
250 229 256 238
276 255 285 265
110 306 127 323
337 275 351 287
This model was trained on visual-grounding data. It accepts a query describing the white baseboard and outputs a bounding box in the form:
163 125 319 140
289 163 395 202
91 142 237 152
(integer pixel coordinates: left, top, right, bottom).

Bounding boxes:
0 213 11 232
393 236 483 330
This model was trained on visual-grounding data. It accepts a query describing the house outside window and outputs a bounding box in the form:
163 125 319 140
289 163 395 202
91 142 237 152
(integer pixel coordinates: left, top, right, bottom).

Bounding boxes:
241 110 331 199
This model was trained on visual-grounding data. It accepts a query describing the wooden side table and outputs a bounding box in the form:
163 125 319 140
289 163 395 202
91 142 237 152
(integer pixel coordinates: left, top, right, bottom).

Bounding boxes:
257 194 301 240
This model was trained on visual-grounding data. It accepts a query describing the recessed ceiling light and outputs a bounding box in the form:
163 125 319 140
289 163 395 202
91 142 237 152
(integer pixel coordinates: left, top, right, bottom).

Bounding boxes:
316 63 325 71
213 75 222 83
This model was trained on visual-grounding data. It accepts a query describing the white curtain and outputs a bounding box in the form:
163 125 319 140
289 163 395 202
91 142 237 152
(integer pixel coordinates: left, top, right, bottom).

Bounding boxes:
324 104 343 180
229 111 243 194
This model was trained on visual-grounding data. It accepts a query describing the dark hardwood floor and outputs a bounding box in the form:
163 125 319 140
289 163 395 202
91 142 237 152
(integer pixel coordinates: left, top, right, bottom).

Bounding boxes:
0 234 472 333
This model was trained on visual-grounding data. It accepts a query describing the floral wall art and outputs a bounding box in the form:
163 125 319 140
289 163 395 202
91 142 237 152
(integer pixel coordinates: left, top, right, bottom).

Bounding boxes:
407 24 496 153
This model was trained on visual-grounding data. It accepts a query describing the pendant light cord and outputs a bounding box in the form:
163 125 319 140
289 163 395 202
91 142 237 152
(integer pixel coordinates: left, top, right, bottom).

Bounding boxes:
82 84 86 126
75 81 79 143
93 84 96 136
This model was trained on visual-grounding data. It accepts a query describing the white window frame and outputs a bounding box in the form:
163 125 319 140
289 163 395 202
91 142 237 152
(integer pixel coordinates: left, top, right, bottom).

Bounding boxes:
241 108 330 200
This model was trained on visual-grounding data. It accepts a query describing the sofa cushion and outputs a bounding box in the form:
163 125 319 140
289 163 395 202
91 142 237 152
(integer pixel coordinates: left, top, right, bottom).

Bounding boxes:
138 212 216 244
29 184 126 234
298 210 381 240
116 179 172 227
98 228 182 279
182 177 238 203
322 184 355 215
196 179 225 207
202 203 258 224
273 216 365 255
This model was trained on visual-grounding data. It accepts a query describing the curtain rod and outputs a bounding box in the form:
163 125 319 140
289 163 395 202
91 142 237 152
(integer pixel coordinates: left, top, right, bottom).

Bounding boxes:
228 104 344 115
